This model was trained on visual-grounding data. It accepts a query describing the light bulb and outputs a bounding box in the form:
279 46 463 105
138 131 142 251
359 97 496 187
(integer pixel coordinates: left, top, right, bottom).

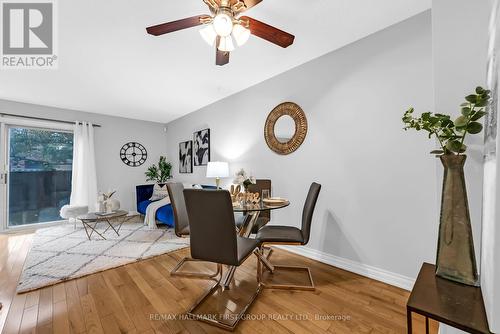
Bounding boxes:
218 35 235 52
232 24 250 46
199 24 217 46
213 13 233 37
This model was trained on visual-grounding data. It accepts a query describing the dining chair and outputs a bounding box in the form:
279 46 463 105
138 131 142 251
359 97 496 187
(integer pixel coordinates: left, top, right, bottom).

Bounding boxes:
183 189 262 331
255 182 321 291
167 183 220 279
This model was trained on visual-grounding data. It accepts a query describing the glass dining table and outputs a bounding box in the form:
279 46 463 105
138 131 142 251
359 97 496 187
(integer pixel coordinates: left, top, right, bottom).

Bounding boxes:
222 200 290 288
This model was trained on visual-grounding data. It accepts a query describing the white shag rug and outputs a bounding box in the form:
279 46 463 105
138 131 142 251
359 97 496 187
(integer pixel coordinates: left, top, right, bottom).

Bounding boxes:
17 221 189 293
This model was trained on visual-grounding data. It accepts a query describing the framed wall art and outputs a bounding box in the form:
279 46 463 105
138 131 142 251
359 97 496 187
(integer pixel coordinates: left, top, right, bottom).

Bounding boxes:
193 128 210 166
179 140 193 173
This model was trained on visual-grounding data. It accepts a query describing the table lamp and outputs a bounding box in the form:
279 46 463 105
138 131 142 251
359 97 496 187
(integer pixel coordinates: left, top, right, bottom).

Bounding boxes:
206 161 229 189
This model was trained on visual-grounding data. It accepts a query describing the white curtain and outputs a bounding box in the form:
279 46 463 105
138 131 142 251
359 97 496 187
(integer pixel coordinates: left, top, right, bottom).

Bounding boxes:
70 121 97 211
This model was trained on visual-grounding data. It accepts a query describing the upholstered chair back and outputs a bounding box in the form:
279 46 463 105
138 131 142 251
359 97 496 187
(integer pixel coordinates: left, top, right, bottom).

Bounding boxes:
184 189 240 266
166 183 190 237
301 182 321 245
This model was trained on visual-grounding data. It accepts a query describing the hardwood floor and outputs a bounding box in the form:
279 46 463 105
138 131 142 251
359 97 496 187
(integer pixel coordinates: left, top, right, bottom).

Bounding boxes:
0 232 437 334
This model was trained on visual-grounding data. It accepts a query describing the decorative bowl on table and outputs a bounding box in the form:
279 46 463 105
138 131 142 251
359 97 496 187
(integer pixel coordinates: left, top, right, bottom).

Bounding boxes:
263 197 288 206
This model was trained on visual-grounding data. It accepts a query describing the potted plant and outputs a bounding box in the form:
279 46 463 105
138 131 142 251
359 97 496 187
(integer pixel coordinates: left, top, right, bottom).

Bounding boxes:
402 86 491 286
145 156 172 184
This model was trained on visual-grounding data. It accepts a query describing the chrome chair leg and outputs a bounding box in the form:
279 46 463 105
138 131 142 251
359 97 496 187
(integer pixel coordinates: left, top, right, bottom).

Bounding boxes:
170 257 221 280
254 247 271 286
187 263 262 331
262 246 273 260
256 246 315 291
221 265 237 289
253 249 275 272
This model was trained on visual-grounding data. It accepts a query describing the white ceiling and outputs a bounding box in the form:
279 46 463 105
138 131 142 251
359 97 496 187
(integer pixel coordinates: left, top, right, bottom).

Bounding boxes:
0 0 431 123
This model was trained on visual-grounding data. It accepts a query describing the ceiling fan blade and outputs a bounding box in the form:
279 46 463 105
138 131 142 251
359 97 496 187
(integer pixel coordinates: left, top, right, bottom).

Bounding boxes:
216 49 230 66
242 0 263 10
241 16 294 48
146 15 209 36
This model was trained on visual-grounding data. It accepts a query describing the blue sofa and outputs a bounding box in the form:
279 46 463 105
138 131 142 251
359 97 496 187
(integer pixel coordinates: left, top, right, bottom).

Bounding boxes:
136 184 217 227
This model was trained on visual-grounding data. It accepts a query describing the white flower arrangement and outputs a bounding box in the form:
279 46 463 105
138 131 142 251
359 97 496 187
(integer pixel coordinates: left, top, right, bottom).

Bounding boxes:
100 190 116 200
233 168 256 190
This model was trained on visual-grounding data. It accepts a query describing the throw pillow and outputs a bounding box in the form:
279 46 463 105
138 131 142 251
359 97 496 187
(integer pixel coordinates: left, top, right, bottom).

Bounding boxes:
150 183 169 201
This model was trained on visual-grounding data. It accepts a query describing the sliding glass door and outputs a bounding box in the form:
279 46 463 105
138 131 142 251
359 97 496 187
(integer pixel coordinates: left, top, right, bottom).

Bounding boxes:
1 125 73 228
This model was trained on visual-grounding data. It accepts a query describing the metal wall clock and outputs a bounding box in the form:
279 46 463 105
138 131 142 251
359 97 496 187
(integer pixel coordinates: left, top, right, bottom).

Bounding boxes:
120 142 147 167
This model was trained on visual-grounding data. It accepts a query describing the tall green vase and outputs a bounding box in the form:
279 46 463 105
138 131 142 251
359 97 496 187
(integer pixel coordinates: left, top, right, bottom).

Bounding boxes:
436 155 479 286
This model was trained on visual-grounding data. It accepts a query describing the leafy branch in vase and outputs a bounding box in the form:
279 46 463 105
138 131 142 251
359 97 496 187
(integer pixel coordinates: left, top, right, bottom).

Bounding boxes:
402 86 491 155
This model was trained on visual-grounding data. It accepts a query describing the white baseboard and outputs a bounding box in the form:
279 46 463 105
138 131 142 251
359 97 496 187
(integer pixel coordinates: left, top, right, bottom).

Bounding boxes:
276 245 415 291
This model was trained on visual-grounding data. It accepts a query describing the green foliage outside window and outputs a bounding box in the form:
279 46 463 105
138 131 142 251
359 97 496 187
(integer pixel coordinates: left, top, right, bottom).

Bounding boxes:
9 128 73 171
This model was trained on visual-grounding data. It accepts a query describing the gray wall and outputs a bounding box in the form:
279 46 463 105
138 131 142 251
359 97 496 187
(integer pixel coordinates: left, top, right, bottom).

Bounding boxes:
165 12 437 283
432 0 490 267
432 0 495 333
0 100 167 212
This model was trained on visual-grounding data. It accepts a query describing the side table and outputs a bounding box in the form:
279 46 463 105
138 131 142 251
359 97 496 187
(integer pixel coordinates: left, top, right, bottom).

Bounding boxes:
407 263 492 334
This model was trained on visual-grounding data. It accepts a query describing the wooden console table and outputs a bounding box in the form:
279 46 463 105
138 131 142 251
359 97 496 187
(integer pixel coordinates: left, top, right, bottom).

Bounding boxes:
407 263 492 334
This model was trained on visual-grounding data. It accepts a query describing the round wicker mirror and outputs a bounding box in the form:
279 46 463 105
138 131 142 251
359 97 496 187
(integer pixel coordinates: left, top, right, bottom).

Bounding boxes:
264 102 308 155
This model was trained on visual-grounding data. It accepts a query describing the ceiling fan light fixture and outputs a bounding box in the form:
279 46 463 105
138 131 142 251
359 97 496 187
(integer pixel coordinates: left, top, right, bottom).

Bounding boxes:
199 24 217 46
213 12 233 37
146 0 295 66
218 35 235 52
232 24 250 46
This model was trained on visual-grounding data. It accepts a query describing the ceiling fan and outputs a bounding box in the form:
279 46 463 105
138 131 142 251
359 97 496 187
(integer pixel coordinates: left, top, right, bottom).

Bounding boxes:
146 0 295 66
